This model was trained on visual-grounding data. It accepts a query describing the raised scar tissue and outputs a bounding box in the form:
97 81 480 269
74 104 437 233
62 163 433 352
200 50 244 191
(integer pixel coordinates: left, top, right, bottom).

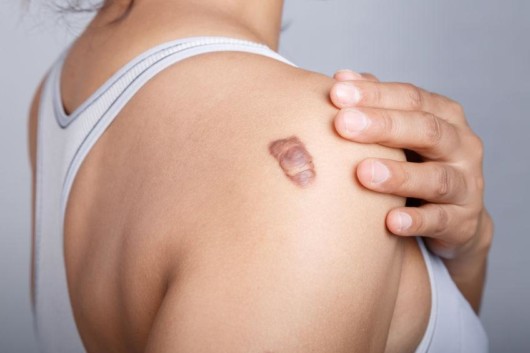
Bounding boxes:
268 136 316 188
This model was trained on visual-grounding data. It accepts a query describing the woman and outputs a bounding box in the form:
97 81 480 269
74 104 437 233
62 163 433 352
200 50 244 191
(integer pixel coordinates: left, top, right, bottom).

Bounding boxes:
27 0 493 352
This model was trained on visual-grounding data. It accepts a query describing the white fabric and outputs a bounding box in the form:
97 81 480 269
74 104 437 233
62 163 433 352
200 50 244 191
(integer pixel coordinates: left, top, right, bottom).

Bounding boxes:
33 35 488 353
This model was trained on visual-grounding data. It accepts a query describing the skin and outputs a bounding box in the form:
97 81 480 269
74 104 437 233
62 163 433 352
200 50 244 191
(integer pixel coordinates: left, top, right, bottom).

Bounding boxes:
29 1 429 351
329 70 493 312
25 0 488 351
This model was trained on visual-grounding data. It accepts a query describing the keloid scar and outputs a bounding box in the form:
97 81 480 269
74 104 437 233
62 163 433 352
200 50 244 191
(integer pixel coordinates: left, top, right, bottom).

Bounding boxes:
269 136 316 188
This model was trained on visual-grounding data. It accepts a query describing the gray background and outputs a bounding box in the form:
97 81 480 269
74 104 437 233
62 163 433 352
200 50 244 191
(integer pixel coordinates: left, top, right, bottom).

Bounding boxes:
1 0 528 352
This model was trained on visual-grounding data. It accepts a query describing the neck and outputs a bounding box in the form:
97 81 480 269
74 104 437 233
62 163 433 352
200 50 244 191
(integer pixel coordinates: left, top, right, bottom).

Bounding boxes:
98 0 285 51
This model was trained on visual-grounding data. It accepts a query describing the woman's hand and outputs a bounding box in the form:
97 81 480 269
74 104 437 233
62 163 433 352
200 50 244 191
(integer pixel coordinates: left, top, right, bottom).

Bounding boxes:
329 69 493 311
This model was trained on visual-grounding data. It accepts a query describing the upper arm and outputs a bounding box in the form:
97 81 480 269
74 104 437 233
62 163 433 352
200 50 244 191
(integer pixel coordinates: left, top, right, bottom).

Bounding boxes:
141 60 407 353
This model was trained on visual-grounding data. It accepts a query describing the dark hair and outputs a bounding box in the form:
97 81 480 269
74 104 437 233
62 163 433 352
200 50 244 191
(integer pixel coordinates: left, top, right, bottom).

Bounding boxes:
56 0 104 12
54 0 291 32
51 0 135 26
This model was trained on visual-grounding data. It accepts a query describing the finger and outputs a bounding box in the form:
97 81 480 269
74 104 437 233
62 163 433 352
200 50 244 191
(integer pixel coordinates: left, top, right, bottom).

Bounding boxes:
333 69 379 82
356 159 467 204
335 107 461 160
386 203 454 239
386 204 451 237
330 80 464 124
385 204 475 259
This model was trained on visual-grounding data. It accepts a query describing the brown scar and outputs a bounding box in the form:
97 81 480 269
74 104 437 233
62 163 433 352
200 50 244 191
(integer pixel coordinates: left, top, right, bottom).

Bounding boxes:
268 136 316 188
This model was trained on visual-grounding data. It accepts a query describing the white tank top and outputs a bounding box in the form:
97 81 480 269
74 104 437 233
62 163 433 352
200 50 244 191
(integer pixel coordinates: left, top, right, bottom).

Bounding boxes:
33 35 489 353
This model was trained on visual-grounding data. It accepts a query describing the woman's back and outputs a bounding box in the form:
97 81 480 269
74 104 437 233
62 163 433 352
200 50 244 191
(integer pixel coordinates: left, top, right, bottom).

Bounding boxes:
28 2 480 352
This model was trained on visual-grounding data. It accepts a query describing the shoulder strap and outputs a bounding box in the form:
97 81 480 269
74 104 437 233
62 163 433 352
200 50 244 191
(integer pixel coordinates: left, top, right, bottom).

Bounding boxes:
52 36 296 129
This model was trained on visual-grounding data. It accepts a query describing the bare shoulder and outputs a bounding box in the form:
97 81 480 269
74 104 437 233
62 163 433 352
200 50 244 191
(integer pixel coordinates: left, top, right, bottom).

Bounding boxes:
121 49 409 259
131 51 405 209
119 51 409 352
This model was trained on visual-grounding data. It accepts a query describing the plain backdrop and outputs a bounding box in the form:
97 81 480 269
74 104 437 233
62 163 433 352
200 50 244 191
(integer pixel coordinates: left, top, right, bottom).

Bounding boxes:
1 0 529 352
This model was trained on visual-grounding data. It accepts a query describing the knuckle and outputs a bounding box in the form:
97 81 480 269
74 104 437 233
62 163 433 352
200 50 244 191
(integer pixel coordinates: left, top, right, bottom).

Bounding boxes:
423 112 443 147
456 172 473 205
436 166 450 197
451 123 462 146
449 101 465 116
462 216 479 243
413 211 425 233
434 205 449 235
405 83 423 109
398 163 412 190
469 216 480 238
458 170 470 199
378 109 395 140
370 84 382 104
432 91 449 104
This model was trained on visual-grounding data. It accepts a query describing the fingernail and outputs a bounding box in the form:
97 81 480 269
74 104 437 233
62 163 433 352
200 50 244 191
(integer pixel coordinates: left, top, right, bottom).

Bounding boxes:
340 109 369 135
371 160 390 184
335 69 363 80
397 212 413 232
334 82 361 106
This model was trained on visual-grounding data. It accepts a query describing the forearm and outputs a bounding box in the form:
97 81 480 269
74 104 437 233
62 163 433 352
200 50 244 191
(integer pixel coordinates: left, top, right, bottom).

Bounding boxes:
442 209 493 313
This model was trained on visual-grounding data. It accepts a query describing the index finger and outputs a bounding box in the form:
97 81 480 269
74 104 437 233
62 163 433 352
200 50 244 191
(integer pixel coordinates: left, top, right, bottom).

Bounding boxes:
330 81 463 125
